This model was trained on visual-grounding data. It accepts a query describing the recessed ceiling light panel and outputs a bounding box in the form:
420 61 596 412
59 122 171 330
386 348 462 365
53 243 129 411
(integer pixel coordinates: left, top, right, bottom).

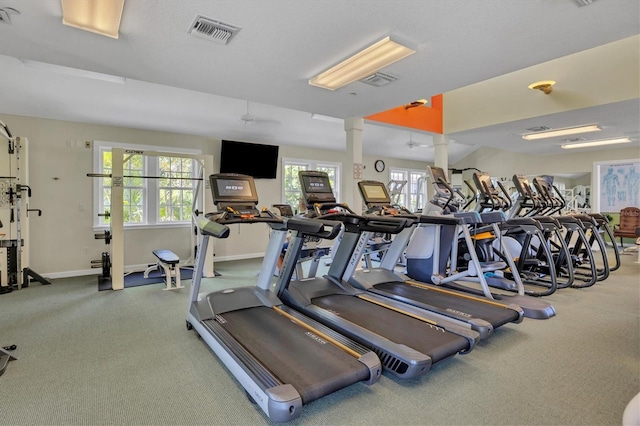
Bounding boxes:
561 137 631 149
309 36 415 91
522 124 601 140
61 0 125 39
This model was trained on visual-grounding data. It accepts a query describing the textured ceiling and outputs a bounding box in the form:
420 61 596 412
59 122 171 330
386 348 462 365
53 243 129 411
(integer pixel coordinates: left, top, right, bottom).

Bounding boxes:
0 0 638 162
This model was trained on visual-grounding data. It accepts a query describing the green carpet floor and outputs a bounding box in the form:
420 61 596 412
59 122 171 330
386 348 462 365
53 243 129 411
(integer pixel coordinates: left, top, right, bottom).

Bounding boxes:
0 252 638 425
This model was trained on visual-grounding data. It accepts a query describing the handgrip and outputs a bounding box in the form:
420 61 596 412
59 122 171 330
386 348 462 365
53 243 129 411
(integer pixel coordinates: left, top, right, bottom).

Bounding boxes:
361 216 408 234
197 217 231 239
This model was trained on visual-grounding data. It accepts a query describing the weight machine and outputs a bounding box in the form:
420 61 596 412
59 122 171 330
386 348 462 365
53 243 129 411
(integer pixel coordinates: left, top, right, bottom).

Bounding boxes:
0 121 49 293
87 148 214 290
0 120 49 376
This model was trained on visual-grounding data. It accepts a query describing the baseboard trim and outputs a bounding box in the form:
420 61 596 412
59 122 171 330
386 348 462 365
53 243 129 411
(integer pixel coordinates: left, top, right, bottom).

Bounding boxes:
40 253 265 280
213 253 264 262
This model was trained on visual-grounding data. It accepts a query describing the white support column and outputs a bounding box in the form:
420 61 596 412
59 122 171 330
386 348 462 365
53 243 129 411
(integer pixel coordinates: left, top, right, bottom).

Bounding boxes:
424 134 450 212
344 117 364 213
202 154 216 278
110 148 125 290
433 134 449 172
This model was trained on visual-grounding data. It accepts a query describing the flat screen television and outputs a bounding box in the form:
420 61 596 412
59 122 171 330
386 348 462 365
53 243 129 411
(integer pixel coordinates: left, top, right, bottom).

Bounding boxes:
220 140 279 179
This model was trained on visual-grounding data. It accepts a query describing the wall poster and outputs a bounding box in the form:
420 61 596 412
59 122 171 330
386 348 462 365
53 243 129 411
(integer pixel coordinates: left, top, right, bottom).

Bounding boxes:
593 159 640 212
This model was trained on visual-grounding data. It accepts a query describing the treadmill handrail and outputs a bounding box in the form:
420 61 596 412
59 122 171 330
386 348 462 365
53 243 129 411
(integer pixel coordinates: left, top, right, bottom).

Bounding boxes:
312 201 356 217
196 217 231 238
361 216 409 234
417 215 460 226
289 217 343 240
206 210 284 226
318 211 409 235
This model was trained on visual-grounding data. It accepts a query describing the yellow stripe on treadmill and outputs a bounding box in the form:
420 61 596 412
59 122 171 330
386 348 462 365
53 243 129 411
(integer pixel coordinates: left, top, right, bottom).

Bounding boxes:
405 280 509 309
357 295 437 325
273 306 360 358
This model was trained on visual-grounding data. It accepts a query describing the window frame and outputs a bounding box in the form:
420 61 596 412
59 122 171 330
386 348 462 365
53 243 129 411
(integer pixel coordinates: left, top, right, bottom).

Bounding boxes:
389 167 427 212
92 141 202 231
281 157 342 213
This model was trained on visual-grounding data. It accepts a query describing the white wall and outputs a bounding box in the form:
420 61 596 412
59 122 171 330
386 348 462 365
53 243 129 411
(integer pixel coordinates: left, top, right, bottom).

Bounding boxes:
454 145 640 177
452 144 640 199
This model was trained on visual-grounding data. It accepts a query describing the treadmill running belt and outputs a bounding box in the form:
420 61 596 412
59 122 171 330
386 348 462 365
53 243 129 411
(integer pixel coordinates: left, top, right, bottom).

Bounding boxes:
312 294 469 363
375 282 519 328
218 306 370 404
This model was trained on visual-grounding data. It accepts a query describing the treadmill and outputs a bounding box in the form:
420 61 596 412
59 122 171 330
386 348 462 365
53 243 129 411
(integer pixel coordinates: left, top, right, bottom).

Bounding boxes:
275 171 479 380
186 173 381 423
348 179 524 340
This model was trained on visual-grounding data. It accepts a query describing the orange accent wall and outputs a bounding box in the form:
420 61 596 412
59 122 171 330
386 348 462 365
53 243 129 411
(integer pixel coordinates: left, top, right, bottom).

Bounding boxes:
365 94 443 134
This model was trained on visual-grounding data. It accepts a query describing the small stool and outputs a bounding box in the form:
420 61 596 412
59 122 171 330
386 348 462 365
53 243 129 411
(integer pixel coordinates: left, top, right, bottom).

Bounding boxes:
144 250 183 290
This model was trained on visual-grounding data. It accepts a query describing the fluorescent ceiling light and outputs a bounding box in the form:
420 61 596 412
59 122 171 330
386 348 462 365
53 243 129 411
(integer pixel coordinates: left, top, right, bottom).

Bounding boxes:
522 124 601 140
561 137 631 149
22 60 126 83
61 0 125 39
309 36 415 91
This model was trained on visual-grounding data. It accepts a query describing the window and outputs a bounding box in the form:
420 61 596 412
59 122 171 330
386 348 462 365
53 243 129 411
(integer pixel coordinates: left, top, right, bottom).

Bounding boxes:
158 156 195 222
282 158 341 213
389 168 427 212
93 142 201 228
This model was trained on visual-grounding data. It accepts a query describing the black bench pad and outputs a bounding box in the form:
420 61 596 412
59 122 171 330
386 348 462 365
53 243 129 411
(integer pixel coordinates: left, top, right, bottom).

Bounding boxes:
153 250 180 265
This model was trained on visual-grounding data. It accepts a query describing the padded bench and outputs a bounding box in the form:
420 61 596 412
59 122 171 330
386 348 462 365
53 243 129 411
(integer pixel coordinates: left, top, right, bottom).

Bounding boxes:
143 249 183 290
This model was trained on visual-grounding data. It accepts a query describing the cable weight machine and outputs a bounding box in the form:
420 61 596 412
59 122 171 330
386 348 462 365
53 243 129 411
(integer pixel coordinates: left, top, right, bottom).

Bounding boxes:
87 148 215 290
0 121 49 294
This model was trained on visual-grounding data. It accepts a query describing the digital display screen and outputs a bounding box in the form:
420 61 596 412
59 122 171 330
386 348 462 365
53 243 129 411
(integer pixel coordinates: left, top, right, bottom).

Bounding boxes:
362 184 388 201
303 176 332 193
216 179 253 197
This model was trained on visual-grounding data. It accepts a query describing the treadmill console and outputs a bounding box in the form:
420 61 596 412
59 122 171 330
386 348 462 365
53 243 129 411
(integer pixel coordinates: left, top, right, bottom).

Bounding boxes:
358 180 415 218
271 204 294 218
208 173 267 221
299 170 336 207
358 180 391 207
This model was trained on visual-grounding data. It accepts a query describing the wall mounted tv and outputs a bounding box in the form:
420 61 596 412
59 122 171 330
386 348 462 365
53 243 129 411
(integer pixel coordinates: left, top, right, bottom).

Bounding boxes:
219 140 279 179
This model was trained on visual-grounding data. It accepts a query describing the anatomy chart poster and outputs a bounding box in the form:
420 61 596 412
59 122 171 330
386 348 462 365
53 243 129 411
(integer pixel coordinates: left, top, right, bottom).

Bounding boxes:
598 161 640 212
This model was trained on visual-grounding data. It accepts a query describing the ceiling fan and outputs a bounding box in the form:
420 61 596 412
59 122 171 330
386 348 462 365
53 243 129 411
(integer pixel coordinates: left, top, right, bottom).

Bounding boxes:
240 100 280 128
406 132 432 149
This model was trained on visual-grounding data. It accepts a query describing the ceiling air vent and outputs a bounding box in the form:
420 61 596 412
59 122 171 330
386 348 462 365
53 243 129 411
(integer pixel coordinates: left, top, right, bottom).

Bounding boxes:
574 0 596 6
188 15 241 44
360 72 398 87
525 126 551 132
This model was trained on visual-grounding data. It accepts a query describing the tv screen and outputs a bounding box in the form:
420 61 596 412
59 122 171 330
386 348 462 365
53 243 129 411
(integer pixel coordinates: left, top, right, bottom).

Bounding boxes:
220 140 279 179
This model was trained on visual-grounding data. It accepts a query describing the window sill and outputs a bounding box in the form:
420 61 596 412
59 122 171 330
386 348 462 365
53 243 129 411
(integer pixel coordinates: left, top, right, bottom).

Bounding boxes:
92 222 192 233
